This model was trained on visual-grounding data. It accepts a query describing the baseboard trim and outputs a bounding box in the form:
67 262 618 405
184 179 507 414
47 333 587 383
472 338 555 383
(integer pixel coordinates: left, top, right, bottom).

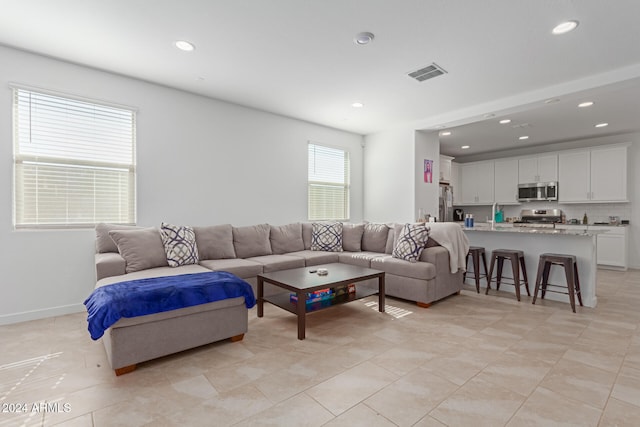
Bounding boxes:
0 303 85 326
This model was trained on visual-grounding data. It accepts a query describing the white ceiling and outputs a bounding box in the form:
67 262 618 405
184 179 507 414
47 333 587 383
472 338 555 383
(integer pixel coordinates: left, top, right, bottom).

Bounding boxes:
1 1 640 154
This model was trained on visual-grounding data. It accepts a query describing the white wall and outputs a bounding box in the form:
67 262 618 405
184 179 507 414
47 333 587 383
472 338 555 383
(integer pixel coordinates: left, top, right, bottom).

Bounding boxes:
414 131 441 220
363 128 415 222
0 46 364 324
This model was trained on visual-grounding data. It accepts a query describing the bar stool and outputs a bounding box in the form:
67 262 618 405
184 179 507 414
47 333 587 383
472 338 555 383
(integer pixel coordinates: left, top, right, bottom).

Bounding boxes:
486 249 530 301
464 246 489 293
532 253 583 313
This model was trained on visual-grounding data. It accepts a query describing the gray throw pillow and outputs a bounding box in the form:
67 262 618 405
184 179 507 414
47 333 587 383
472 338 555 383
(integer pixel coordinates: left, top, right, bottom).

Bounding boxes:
270 223 305 254
342 223 364 252
193 224 236 260
232 224 272 258
302 222 313 250
109 228 169 273
311 222 343 252
392 223 430 262
159 223 199 267
362 223 390 253
95 223 142 253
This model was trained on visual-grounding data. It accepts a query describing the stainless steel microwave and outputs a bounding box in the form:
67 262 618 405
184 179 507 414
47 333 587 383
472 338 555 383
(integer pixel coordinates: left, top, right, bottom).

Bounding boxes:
517 182 558 202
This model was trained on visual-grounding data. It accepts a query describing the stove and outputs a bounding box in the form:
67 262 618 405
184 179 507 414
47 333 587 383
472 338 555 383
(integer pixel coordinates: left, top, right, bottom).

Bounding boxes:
514 209 563 227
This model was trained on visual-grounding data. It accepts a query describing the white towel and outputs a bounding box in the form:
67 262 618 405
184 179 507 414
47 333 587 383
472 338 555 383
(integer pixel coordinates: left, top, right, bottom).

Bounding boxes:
427 222 470 273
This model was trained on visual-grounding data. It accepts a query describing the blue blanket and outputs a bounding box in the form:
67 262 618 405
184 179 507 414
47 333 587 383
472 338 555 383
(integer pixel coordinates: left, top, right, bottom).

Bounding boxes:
84 271 256 340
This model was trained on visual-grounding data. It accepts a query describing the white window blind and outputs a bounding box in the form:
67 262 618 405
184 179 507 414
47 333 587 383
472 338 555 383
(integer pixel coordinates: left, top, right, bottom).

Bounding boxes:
308 143 350 221
13 87 136 228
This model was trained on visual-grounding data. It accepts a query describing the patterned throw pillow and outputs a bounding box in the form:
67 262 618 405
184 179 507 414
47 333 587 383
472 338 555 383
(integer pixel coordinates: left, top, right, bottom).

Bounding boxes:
311 222 344 252
160 223 199 267
392 223 430 262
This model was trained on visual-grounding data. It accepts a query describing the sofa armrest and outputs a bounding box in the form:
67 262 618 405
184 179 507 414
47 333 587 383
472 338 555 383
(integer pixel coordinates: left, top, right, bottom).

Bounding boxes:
419 246 450 273
96 252 126 281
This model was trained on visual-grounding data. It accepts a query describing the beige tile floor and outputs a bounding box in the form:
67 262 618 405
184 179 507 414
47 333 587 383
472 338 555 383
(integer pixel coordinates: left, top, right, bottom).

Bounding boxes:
1 268 639 426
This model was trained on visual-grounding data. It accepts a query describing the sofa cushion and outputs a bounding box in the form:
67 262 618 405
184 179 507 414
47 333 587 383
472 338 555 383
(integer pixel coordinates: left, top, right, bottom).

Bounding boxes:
233 224 272 258
160 223 199 267
96 264 212 287
385 225 396 254
342 223 364 252
287 250 340 266
270 223 305 254
311 222 343 252
109 228 169 273
338 251 385 268
95 223 142 254
392 223 430 263
199 258 264 279
302 222 313 250
371 255 437 281
246 254 306 273
193 224 236 260
362 223 390 253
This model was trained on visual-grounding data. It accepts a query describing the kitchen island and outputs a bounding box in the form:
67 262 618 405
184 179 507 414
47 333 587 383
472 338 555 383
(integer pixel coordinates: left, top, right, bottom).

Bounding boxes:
463 224 602 308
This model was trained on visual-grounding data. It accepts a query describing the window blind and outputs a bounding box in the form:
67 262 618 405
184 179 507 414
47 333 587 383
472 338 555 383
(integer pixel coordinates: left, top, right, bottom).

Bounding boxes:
308 143 350 221
13 88 136 228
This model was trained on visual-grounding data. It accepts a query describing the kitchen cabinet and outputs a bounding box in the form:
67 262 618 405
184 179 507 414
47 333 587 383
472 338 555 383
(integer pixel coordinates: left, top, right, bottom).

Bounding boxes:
558 145 628 203
439 155 454 183
460 161 494 205
494 158 520 204
555 225 628 270
518 154 557 183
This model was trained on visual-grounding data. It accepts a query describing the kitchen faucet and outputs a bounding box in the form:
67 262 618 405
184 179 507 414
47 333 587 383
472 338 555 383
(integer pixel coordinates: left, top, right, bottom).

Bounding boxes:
490 202 498 229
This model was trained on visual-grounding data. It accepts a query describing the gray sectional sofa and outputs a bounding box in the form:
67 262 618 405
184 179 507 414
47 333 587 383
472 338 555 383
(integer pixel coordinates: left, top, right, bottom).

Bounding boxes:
93 221 468 374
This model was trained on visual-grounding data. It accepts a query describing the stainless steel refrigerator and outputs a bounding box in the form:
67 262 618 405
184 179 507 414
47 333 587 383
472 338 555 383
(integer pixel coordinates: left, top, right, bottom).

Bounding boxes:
439 184 454 222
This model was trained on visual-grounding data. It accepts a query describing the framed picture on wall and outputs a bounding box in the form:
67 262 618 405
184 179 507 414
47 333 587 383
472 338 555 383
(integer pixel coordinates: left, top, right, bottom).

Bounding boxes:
424 159 433 183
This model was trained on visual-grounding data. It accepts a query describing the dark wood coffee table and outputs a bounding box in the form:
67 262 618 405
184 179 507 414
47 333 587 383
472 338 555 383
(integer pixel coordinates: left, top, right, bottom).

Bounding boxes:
257 263 385 340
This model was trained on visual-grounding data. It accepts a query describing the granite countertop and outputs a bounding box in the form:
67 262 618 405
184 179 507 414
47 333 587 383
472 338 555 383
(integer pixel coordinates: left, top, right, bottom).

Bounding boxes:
461 224 605 236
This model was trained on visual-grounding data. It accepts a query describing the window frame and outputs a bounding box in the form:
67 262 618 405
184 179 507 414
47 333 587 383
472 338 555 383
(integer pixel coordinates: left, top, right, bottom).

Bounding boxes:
307 142 350 222
12 85 137 229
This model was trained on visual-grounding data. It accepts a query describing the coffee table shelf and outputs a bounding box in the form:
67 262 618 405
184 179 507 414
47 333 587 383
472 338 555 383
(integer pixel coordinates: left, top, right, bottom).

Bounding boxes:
264 286 379 315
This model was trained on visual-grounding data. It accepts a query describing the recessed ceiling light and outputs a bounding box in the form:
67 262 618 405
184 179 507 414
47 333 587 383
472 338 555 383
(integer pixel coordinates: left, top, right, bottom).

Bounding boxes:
354 32 375 45
595 123 608 128
578 101 594 108
499 119 511 124
519 136 529 140
461 145 470 150
440 131 452 136
175 40 195 51
544 98 560 104
552 20 579 35
351 102 364 108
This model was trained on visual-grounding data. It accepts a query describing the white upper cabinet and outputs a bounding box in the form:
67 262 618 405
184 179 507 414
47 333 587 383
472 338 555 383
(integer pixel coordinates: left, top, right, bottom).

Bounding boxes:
558 150 590 202
590 145 628 202
460 161 494 205
518 154 558 183
494 158 520 204
439 155 454 183
558 144 628 203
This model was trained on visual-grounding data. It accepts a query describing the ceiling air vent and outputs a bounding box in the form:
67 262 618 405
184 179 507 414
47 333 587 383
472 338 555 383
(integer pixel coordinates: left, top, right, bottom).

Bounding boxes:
408 63 447 82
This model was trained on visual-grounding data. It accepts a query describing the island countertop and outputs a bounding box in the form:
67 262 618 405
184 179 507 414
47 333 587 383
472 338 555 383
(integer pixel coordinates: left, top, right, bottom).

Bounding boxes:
462 223 598 308
462 224 606 236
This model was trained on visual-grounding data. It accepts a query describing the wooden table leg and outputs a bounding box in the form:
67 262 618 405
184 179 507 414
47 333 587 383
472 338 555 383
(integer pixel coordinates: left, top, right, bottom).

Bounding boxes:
257 276 264 318
378 273 385 312
296 291 306 340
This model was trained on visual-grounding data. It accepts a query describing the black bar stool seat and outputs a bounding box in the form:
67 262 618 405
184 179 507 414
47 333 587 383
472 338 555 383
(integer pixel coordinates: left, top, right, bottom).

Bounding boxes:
464 246 489 293
532 253 583 313
486 249 530 301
